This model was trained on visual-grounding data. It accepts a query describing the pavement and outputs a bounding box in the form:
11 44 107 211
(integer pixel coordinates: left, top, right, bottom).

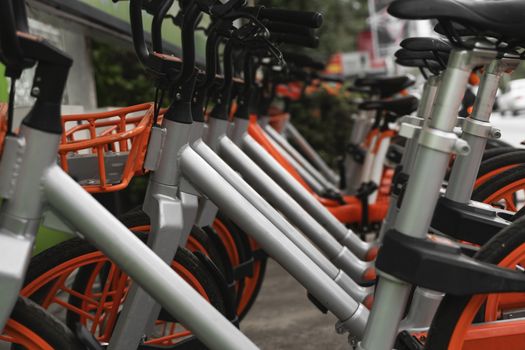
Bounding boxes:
242 259 349 350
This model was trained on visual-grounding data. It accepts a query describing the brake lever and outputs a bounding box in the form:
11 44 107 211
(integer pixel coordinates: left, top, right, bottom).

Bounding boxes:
209 0 247 18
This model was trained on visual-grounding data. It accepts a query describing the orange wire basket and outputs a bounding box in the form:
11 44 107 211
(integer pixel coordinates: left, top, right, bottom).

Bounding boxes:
58 103 155 193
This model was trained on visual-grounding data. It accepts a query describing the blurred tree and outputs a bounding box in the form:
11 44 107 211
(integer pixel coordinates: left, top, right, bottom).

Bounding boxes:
92 41 156 107
287 89 355 166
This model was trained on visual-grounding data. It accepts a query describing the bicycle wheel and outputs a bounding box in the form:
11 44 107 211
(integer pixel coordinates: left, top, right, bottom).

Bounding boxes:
119 207 266 319
475 150 525 189
22 235 225 346
426 217 525 349
481 147 518 162
119 207 228 275
472 164 525 212
1 296 84 349
215 212 267 319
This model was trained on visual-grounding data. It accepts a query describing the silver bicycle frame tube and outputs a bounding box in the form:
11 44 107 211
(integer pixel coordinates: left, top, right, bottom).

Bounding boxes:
242 134 376 260
264 129 327 195
265 125 338 191
359 47 498 350
0 127 61 329
180 145 369 337
230 118 251 145
344 111 374 194
0 121 255 350
378 75 441 240
285 123 339 184
44 165 256 350
193 138 372 299
216 136 375 285
108 120 200 349
446 57 519 203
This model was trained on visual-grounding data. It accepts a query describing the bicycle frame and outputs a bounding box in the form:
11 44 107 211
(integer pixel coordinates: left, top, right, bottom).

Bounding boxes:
0 125 257 350
106 104 374 348
344 110 376 194
284 122 339 184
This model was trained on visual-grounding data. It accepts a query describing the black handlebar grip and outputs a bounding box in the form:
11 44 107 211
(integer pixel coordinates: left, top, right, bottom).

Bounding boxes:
284 52 325 70
264 21 313 37
259 8 323 28
270 33 320 48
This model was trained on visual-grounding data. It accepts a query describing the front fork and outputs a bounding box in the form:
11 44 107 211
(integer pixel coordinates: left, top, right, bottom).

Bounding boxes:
359 47 498 350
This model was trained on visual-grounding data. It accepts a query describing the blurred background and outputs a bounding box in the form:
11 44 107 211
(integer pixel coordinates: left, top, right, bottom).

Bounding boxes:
1 0 525 179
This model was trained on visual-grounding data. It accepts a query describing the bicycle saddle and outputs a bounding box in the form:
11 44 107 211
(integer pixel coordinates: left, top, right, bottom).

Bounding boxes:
388 0 525 43
359 95 419 117
400 37 451 53
354 75 415 98
394 48 449 65
395 58 444 73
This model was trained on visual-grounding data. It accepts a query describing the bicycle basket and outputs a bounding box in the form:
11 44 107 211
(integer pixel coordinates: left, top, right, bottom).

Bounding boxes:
58 103 155 193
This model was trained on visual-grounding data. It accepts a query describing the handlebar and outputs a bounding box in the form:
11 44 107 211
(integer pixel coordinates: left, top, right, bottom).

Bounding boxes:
283 52 325 70
151 0 174 53
264 21 313 37
257 8 323 28
0 0 33 76
270 32 320 48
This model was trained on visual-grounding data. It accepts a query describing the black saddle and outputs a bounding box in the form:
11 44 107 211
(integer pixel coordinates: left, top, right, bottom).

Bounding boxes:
395 48 449 65
395 58 444 73
359 95 419 117
354 75 415 98
401 37 451 53
388 0 525 44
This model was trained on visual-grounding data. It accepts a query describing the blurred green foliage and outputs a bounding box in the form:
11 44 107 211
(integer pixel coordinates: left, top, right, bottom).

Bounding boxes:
286 88 356 167
92 41 156 107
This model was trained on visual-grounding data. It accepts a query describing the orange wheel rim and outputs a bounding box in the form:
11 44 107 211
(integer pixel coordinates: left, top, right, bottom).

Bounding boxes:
21 249 211 345
481 178 525 212
0 320 54 350
448 242 525 349
213 219 241 267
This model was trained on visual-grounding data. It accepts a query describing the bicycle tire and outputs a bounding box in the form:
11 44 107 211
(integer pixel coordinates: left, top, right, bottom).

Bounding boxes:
472 164 525 208
22 235 225 346
481 147 518 162
477 150 525 179
426 216 525 349
215 212 268 320
7 296 84 349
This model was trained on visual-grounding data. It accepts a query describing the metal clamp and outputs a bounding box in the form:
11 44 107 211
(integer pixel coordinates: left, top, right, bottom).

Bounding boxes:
400 115 424 127
462 118 501 139
398 122 421 140
143 126 167 171
419 127 470 155
0 135 26 199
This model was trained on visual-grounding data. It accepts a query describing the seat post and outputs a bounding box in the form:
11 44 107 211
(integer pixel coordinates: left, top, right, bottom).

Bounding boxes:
446 57 520 203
